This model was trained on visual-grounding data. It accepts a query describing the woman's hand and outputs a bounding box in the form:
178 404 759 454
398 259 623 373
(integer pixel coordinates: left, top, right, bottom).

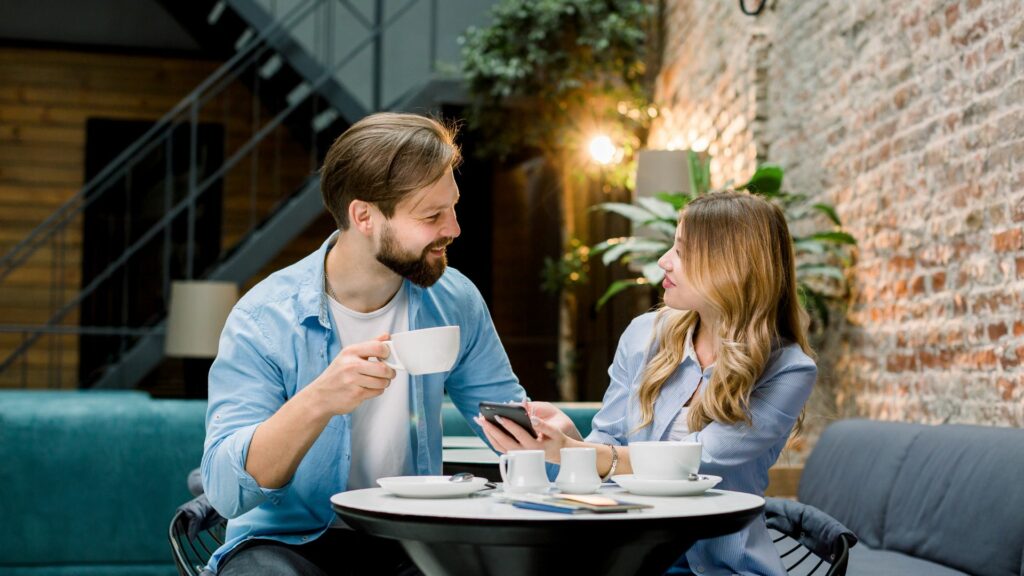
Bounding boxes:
525 401 584 441
473 411 575 464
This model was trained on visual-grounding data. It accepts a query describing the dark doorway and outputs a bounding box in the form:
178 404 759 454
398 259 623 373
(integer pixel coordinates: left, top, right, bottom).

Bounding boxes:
78 118 224 386
440 105 493 305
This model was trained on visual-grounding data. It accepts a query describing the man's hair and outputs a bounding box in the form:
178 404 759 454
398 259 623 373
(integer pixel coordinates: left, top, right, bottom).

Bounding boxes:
320 112 461 230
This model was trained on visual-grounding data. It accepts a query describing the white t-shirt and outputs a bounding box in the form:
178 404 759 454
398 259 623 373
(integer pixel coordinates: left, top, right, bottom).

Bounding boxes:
668 323 707 441
327 284 414 492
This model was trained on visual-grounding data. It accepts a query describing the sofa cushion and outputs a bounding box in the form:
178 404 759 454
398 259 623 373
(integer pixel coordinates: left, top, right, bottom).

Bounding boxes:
848 544 969 576
0 391 206 569
883 424 1024 576
798 419 925 548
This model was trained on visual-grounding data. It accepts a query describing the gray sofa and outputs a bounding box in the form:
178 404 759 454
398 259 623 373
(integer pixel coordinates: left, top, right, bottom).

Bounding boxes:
798 419 1024 576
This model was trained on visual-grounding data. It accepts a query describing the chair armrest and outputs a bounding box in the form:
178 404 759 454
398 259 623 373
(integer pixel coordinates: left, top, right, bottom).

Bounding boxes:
765 497 858 560
176 494 225 541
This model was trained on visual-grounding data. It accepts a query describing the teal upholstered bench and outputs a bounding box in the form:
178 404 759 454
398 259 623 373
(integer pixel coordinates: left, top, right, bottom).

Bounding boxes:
0 390 206 576
0 391 600 576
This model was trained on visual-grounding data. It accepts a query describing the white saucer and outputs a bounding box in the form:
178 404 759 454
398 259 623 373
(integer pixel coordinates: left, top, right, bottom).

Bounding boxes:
377 476 490 498
611 474 721 496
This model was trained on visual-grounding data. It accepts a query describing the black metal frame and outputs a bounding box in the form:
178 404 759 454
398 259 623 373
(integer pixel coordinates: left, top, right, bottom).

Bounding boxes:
168 506 227 576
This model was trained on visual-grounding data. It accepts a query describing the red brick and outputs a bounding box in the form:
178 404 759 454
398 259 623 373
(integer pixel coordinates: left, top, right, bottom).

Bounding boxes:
910 275 926 295
1014 321 1024 337
984 38 1005 62
1013 196 1024 222
988 322 1008 340
886 354 917 373
993 228 1023 252
919 349 953 369
997 378 1016 402
971 349 999 369
945 4 960 27
932 271 947 291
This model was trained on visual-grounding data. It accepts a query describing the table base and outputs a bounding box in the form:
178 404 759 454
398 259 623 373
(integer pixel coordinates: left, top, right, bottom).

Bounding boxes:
400 534 694 576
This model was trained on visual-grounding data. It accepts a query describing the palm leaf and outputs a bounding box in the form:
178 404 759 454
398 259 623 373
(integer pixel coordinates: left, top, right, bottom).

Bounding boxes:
655 191 691 211
797 264 846 281
594 202 655 224
739 165 784 196
806 231 857 245
597 278 647 309
637 196 679 220
812 203 842 226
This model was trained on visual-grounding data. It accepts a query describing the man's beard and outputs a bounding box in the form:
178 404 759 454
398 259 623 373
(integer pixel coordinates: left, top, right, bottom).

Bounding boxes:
376 224 451 288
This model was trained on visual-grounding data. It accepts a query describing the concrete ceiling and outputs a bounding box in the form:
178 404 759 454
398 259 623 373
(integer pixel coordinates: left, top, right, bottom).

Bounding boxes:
0 0 200 52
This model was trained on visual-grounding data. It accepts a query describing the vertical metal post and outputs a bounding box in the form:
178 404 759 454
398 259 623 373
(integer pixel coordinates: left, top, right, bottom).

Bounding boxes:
429 0 438 73
251 56 260 230
373 0 383 111
187 101 199 279
163 132 173 306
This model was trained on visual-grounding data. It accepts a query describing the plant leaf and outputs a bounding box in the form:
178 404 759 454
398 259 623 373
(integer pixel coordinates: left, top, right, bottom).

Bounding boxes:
812 203 842 226
807 231 857 245
794 239 826 254
591 237 632 255
637 196 679 220
798 264 846 281
597 278 645 310
655 191 691 211
739 165 784 196
642 261 665 284
601 239 667 265
595 202 655 223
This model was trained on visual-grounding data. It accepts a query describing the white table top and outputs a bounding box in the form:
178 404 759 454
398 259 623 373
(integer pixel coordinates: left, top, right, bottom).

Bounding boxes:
331 485 764 523
441 436 488 449
441 448 500 464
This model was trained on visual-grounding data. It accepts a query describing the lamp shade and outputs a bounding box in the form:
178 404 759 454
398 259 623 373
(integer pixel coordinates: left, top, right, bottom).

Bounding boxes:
634 149 694 199
165 280 239 358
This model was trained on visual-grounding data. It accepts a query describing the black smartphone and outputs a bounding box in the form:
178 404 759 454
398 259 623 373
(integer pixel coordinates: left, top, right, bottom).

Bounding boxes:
479 401 538 439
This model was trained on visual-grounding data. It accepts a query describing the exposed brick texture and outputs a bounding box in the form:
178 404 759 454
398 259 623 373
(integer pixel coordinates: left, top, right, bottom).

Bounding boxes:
652 0 1024 455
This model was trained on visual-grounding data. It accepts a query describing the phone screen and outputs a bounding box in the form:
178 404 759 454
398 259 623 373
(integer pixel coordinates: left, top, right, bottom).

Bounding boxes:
479 402 538 438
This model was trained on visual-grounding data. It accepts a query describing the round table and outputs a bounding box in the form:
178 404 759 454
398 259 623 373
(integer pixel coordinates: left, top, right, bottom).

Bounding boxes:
331 485 764 576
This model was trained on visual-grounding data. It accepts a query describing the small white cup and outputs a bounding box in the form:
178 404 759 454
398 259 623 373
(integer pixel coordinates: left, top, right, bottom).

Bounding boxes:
382 326 460 375
498 450 549 494
555 447 602 494
629 441 702 480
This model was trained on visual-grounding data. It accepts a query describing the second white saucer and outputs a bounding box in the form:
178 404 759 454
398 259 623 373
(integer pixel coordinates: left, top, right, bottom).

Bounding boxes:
611 474 722 496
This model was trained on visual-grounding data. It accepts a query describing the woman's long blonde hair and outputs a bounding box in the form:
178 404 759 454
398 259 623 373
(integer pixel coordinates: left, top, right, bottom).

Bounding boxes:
635 191 813 434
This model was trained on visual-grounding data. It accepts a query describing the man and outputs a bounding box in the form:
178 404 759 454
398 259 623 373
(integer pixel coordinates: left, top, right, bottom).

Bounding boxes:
202 113 527 575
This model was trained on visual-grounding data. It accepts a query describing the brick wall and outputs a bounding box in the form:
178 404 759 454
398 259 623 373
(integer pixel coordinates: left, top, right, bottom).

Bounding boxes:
654 0 1024 450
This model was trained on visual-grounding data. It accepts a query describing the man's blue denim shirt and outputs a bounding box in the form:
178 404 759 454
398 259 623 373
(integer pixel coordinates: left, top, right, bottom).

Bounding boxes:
201 233 526 572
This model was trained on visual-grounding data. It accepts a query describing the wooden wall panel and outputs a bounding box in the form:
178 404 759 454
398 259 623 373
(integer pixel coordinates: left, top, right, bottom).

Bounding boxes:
0 47 327 390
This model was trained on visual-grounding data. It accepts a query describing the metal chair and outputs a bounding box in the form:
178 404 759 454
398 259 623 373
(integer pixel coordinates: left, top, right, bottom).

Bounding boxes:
765 497 857 576
169 470 226 576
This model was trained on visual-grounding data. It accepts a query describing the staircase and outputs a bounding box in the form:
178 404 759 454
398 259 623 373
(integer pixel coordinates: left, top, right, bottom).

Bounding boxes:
0 0 483 391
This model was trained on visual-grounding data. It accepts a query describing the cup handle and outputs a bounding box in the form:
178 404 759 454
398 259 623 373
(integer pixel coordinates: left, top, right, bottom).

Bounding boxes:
498 453 510 486
381 341 403 371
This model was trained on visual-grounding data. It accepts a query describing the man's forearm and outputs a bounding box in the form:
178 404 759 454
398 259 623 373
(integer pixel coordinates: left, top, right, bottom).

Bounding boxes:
245 385 334 489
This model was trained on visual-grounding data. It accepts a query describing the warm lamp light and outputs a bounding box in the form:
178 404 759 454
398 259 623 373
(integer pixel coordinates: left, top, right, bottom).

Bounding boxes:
588 135 618 165
165 280 238 358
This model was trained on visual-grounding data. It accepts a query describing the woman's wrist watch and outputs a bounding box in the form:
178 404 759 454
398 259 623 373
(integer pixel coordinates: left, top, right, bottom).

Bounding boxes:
600 444 619 482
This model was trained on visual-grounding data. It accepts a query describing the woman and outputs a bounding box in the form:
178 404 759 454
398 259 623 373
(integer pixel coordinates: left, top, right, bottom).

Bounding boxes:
476 191 817 575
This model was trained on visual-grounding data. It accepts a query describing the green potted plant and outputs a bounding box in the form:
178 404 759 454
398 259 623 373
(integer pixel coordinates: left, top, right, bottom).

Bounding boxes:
585 154 856 332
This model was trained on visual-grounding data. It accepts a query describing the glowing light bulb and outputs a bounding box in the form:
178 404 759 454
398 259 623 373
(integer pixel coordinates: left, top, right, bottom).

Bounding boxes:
588 135 617 165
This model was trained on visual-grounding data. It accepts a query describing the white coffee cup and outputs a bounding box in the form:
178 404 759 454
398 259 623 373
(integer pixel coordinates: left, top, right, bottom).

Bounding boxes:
498 450 550 494
381 326 460 375
629 441 702 480
555 447 602 494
